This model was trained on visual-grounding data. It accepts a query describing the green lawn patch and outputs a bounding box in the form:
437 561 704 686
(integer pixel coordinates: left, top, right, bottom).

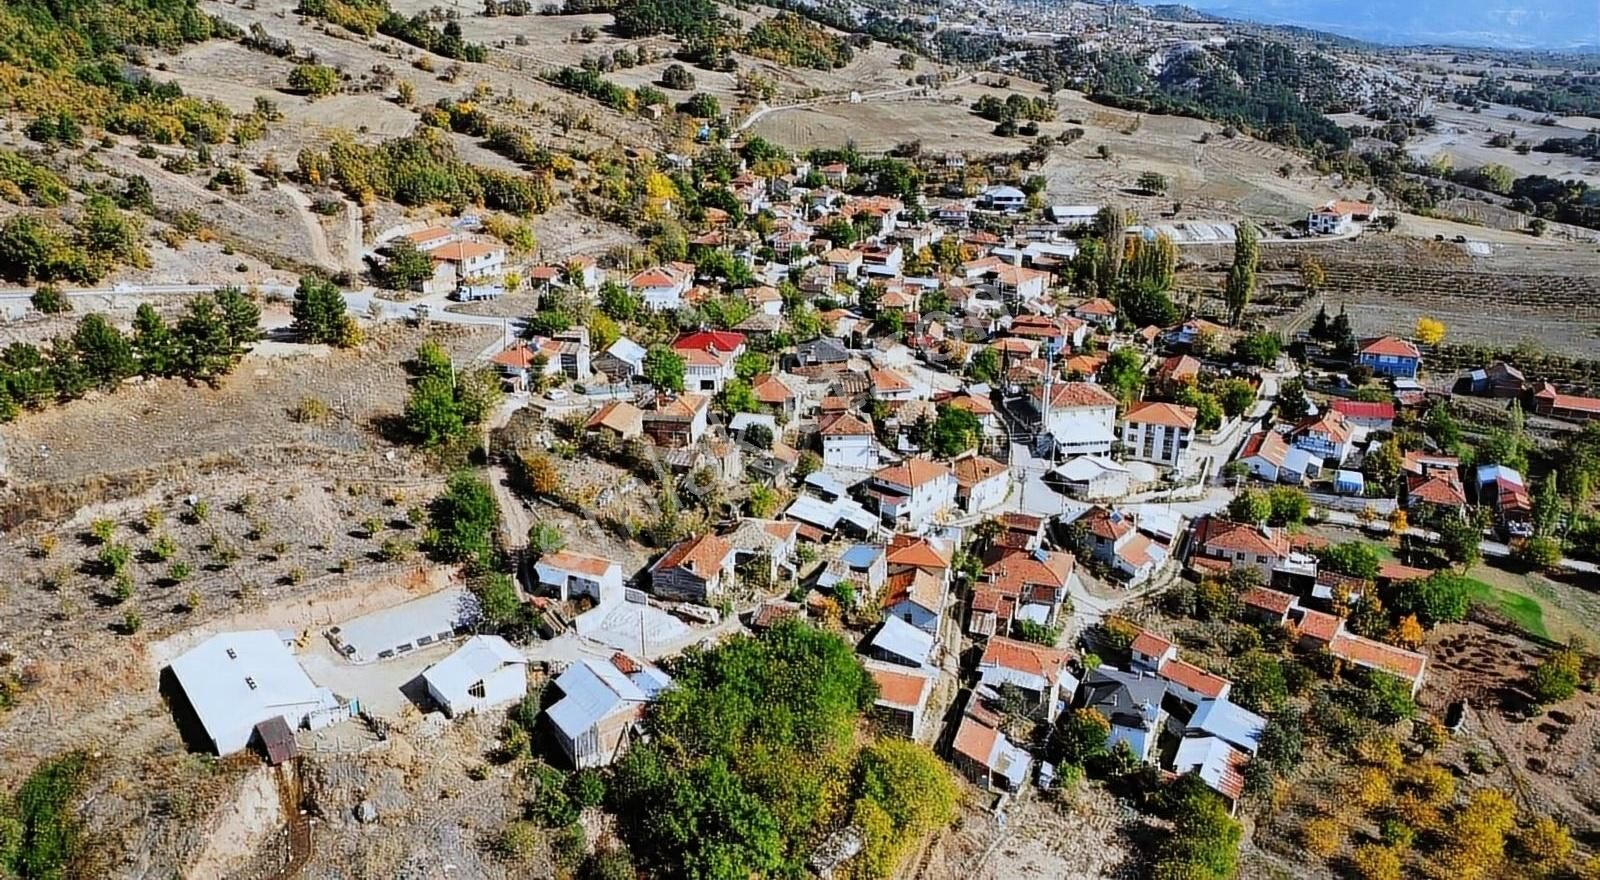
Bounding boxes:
1462 576 1549 640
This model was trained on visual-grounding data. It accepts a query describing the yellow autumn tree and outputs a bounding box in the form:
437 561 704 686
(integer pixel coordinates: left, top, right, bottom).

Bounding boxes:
1302 816 1345 859
1434 789 1516 880
1513 815 1573 879
642 170 680 220
1387 507 1409 536
1390 614 1426 649
1348 767 1393 812
1351 843 1404 880
1415 316 1447 346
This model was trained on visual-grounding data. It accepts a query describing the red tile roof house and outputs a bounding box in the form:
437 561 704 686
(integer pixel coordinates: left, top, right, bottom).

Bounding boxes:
952 692 1033 792
628 261 696 311
1406 471 1468 518
649 533 737 605
534 550 625 607
818 412 880 470
951 454 1011 515
1288 607 1428 696
1331 399 1396 432
1290 409 1357 466
980 546 1075 629
865 661 936 739
881 567 946 635
641 393 710 448
1129 629 1178 672
1190 516 1317 583
1154 354 1202 395
1356 335 1421 379
1237 429 1292 483
1530 382 1600 423
1240 586 1296 624
1120 401 1199 470
1158 657 1232 708
977 636 1076 720
865 458 957 528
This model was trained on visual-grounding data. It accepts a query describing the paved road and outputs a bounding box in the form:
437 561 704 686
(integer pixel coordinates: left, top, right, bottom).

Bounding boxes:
1318 511 1599 575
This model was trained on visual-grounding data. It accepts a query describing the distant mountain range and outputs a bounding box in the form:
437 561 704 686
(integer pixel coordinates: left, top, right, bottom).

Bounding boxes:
1172 0 1600 49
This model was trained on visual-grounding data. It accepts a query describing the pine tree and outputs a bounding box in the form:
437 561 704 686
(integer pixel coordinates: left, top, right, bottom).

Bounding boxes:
291 275 357 346
132 304 175 377
214 286 263 352
175 295 237 384
72 313 134 389
47 335 90 401
1310 304 1330 340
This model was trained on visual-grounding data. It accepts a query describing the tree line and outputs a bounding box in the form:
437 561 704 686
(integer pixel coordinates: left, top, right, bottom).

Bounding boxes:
0 291 261 422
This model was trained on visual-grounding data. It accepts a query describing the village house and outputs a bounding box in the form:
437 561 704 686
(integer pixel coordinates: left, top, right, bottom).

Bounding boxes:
865 458 958 528
880 566 946 635
628 262 696 311
868 614 937 668
1307 199 1373 235
1530 382 1600 423
1237 430 1292 483
1153 354 1202 396
1331 399 1396 432
981 545 1076 628
1082 666 1168 763
1077 507 1163 585
952 695 1032 792
868 367 916 401
1172 735 1249 815
1121 401 1199 470
1190 516 1316 582
1072 297 1118 328
1287 608 1428 696
546 653 671 769
1356 336 1422 379
866 662 936 739
593 337 647 382
584 400 644 443
1406 470 1468 519
978 637 1076 719
980 184 1027 213
166 630 345 757
952 453 1011 514
818 412 879 469
650 533 737 604
1050 455 1132 501
534 549 625 606
1290 410 1356 466
1037 382 1120 457
641 393 710 448
422 635 528 718
722 518 801 585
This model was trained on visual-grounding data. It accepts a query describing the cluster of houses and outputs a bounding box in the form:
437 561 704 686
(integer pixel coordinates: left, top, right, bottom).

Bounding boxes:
163 143 1600 820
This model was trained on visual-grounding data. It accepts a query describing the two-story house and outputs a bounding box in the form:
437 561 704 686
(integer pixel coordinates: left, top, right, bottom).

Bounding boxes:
1290 410 1356 466
650 533 737 604
1121 401 1199 469
1356 336 1421 379
628 262 696 311
819 412 879 469
865 458 957 527
641 393 710 448
1038 382 1119 457
952 454 1011 515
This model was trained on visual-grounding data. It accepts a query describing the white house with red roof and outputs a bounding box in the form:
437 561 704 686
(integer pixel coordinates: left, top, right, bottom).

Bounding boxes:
978 637 1076 719
1308 199 1373 235
1290 409 1356 465
1330 399 1396 431
818 412 879 470
628 262 695 311
951 453 1011 514
1038 382 1119 457
535 550 625 606
866 458 957 528
1121 401 1198 469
